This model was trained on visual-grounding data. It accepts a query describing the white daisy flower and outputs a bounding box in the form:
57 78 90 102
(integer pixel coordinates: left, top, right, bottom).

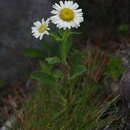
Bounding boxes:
51 1 84 29
31 18 50 40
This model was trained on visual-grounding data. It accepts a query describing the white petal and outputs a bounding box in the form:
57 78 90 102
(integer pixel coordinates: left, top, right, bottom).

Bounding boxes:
74 9 82 13
33 21 41 27
42 18 45 24
59 1 64 8
53 3 62 10
45 31 49 35
39 33 44 40
51 10 58 15
33 33 40 38
46 18 50 25
64 1 68 7
72 3 79 9
32 27 38 32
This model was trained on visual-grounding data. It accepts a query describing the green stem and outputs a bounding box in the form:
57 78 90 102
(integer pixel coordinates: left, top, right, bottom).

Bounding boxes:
60 30 72 64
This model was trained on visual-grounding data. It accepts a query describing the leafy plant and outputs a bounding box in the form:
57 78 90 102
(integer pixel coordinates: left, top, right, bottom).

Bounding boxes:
104 55 125 79
22 48 45 58
12 0 125 129
83 46 109 83
118 24 128 32
0 80 6 87
12 45 124 130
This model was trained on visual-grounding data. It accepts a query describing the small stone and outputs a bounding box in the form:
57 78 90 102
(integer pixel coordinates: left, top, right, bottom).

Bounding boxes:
111 82 120 94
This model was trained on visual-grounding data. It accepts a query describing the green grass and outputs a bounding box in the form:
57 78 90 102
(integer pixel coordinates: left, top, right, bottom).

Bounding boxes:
11 80 119 130
11 48 124 130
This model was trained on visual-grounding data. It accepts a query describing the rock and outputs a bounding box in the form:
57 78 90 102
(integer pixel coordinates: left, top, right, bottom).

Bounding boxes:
0 0 54 83
111 82 120 94
120 68 130 129
120 69 130 106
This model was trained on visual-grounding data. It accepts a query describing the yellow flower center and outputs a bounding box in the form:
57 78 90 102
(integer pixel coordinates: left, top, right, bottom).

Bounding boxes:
59 8 74 21
38 24 47 33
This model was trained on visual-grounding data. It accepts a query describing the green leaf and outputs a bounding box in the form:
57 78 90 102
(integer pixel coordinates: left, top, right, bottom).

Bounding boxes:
39 62 52 74
70 31 81 35
72 51 82 67
104 56 125 79
0 80 6 87
45 57 61 64
52 69 64 79
22 48 44 58
70 65 86 80
50 33 62 42
31 71 58 86
52 109 66 121
118 24 128 32
70 51 85 80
